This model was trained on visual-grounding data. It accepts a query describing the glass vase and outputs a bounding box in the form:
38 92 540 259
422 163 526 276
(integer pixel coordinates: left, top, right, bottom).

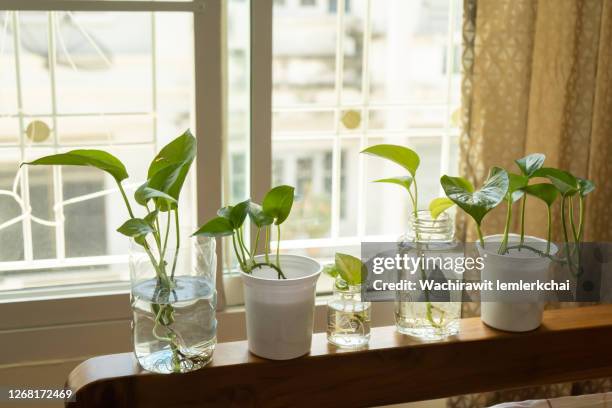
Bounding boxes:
327 276 371 349
130 235 217 374
395 210 462 339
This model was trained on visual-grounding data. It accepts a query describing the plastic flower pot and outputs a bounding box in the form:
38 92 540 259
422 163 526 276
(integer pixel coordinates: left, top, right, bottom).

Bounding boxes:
477 234 558 332
241 254 322 360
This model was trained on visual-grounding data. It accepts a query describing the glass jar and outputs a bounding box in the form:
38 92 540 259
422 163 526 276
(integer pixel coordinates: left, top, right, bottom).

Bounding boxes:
395 210 462 339
130 235 217 373
327 276 371 348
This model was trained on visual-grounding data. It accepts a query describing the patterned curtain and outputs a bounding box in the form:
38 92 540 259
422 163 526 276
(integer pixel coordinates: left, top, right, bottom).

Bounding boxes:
450 0 612 406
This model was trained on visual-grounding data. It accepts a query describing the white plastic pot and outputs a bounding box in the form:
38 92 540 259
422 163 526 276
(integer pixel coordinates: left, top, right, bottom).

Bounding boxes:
477 234 558 332
241 254 322 360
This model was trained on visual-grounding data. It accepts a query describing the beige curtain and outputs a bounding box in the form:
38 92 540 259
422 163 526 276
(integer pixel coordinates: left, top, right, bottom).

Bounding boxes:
458 0 612 244
450 0 612 406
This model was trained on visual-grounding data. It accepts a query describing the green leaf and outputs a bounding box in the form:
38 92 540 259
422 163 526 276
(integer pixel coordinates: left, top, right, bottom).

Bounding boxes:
521 183 558 207
144 210 159 226
533 167 578 196
228 200 250 228
262 185 295 225
147 130 196 202
148 130 196 178
117 218 154 238
577 177 595 197
323 264 340 278
335 253 364 285
515 153 545 177
217 206 233 219
247 202 274 227
134 182 177 207
192 217 235 237
429 197 455 219
373 176 413 193
22 149 128 182
441 167 508 226
507 172 528 203
361 144 420 176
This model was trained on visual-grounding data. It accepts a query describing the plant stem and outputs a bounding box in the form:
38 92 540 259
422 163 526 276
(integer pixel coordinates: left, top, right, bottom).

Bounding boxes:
160 210 171 266
252 262 286 279
237 227 251 258
498 201 512 254
546 205 552 255
577 195 585 242
276 223 281 269
476 223 485 248
232 233 245 270
519 196 526 247
264 226 270 264
117 181 135 219
560 196 577 276
412 179 419 217
569 196 579 243
170 209 180 280
250 227 261 263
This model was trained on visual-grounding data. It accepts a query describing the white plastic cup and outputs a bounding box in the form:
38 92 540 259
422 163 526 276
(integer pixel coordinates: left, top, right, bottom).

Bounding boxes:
477 234 558 332
241 254 322 360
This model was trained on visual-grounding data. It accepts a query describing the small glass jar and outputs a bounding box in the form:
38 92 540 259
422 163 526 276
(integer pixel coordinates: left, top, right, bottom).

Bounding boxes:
395 210 462 339
327 276 371 348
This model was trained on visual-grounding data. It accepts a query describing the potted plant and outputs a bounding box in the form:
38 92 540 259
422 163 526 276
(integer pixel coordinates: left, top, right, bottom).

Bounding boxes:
21 130 218 373
194 185 322 360
433 153 595 332
361 144 462 340
324 253 371 348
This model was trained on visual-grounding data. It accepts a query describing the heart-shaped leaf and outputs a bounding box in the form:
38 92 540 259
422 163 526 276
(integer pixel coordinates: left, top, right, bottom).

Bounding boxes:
228 200 250 228
441 167 508 226
134 183 178 207
361 144 420 176
515 153 545 177
147 130 196 202
263 185 295 225
22 149 128 182
144 210 159 226
148 130 196 178
533 167 578 196
248 202 274 227
373 176 413 193
507 173 528 202
521 183 558 207
335 253 364 285
192 216 235 237
117 218 155 238
577 177 595 197
429 197 455 219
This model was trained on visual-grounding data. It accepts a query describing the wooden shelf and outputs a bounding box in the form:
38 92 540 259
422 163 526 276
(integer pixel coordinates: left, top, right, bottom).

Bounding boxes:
66 304 612 407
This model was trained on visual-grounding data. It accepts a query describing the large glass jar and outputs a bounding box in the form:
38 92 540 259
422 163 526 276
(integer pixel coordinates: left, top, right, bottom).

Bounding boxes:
327 276 371 348
395 210 462 339
130 235 217 373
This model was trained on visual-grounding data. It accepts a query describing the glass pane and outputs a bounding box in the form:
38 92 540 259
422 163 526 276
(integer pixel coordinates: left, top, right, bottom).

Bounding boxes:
0 12 18 115
0 11 194 293
54 12 153 114
368 0 450 104
273 138 333 240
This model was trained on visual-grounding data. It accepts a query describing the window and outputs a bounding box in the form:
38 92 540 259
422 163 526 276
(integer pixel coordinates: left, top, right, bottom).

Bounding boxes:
1 0 463 305
328 0 351 13
270 0 462 262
